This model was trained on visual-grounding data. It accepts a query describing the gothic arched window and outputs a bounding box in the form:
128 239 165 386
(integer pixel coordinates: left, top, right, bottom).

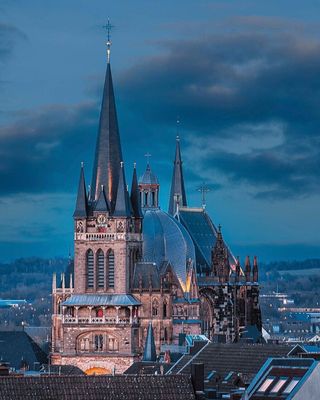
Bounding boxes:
163 299 168 318
152 299 159 317
94 334 103 352
86 249 94 289
107 250 115 288
97 249 104 289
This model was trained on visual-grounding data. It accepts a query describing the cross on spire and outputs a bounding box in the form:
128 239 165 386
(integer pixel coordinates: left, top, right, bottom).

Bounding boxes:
103 19 114 63
176 116 180 140
197 182 211 209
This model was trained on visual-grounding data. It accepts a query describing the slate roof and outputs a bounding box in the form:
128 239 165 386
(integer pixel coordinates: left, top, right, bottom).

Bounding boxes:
178 207 236 273
167 343 294 388
62 294 141 307
41 364 85 376
124 362 173 375
132 262 160 289
0 331 47 370
178 207 217 272
0 375 196 400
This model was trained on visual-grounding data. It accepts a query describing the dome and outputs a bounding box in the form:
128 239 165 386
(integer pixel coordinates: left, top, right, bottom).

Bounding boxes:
142 209 196 291
139 164 159 185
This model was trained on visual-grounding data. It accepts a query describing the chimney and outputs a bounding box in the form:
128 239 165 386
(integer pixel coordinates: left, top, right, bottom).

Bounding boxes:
191 362 204 393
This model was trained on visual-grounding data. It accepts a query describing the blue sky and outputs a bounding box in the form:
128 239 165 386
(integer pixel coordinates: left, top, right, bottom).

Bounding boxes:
0 0 320 262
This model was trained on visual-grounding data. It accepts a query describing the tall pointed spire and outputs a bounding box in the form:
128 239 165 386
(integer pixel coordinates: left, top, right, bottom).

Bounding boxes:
143 322 157 362
73 162 88 218
113 162 132 217
168 135 187 215
90 35 123 211
130 163 143 218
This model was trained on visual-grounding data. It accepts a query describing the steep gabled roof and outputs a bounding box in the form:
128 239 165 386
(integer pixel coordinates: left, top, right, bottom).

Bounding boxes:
90 62 123 210
0 331 47 370
94 186 110 213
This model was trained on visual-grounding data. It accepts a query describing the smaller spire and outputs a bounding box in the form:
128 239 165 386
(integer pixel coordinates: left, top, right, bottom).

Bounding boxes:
73 162 88 218
113 162 132 217
168 133 187 215
131 163 143 218
235 256 241 282
143 322 157 362
95 185 110 212
245 256 251 282
253 256 259 282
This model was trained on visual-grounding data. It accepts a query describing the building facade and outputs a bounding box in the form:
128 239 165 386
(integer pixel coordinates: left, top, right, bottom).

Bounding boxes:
51 40 262 374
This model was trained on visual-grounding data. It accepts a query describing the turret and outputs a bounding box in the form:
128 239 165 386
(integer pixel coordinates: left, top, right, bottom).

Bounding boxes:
211 225 230 282
139 161 159 211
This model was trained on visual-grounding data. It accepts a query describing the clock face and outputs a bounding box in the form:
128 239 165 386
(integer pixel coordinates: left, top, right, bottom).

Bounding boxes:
97 214 106 224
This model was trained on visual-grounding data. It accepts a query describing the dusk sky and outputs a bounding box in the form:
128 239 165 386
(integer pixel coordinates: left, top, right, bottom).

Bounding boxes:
1 0 320 262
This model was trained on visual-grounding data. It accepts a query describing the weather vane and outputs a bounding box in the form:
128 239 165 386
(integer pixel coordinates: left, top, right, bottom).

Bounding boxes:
103 19 114 63
197 182 211 209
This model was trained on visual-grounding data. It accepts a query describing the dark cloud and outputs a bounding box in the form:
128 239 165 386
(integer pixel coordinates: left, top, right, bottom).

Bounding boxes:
0 23 26 61
0 102 98 195
118 24 320 199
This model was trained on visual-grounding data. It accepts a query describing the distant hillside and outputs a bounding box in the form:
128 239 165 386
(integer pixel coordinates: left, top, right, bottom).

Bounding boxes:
0 257 68 301
261 259 320 272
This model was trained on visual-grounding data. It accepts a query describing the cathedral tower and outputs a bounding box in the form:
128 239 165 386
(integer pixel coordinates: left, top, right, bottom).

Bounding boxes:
51 31 142 374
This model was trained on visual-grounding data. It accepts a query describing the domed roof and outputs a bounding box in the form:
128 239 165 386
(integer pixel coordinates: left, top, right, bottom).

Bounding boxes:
142 209 195 291
139 164 159 185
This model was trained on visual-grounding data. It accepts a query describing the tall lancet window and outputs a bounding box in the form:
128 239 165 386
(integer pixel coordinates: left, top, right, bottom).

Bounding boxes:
107 250 115 288
86 249 94 289
97 249 104 289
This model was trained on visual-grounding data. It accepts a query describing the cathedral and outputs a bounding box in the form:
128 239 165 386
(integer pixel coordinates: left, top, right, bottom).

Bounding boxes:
51 37 262 374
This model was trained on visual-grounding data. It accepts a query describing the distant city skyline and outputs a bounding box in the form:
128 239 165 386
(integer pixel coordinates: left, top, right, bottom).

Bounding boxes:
0 0 320 262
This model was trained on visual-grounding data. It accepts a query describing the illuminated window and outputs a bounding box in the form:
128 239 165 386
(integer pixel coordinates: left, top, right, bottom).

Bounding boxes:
257 377 274 393
271 378 287 393
283 379 300 394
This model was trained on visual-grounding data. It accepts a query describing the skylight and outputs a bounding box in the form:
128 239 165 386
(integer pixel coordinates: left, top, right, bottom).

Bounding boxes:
257 377 274 393
283 378 300 394
270 378 287 393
